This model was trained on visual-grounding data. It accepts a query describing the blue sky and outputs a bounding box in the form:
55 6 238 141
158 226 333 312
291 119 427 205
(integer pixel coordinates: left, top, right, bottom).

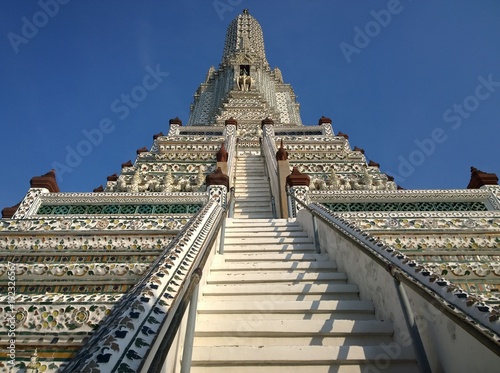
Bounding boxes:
1 1 500 210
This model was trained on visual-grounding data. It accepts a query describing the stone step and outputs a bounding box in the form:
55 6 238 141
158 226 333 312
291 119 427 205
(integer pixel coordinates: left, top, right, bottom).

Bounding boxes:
235 188 271 192
226 218 296 226
235 189 271 194
210 261 337 272
234 176 269 184
234 198 272 203
197 299 375 316
234 186 270 191
235 193 272 198
234 172 267 176
225 225 303 233
234 203 272 209
232 213 275 219
234 203 272 213
191 346 418 372
202 283 358 298
195 319 393 337
191 365 419 373
206 271 347 284
193 334 391 347
234 181 269 186
222 243 316 253
225 236 313 245
221 252 326 262
224 230 308 238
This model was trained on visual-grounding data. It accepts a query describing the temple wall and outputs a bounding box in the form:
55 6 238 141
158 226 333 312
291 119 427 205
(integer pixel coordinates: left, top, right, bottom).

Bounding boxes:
297 209 500 373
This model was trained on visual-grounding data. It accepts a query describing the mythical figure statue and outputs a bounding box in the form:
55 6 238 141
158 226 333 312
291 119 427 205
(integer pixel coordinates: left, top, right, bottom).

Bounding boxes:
236 70 254 91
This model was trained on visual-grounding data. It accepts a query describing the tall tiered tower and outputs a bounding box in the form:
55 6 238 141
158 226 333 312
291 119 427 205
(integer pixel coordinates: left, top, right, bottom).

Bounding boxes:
1 9 500 373
188 9 302 131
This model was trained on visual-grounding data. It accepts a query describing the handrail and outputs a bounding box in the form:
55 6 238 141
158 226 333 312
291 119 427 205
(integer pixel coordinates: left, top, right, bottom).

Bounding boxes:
146 202 225 371
262 134 280 217
287 190 500 357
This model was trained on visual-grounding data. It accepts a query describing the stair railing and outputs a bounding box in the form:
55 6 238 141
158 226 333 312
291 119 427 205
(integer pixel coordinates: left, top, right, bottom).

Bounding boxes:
287 190 500 371
61 197 226 373
262 134 280 217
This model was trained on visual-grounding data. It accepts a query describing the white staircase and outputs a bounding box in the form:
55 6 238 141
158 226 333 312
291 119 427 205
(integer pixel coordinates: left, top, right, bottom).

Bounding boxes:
233 151 274 219
190 219 419 372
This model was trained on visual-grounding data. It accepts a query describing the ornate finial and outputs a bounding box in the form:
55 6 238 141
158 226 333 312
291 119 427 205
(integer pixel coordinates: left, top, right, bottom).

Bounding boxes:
353 146 365 155
467 166 499 189
243 9 249 15
336 131 349 139
169 117 182 126
225 117 238 127
216 143 228 162
107 173 119 182
121 160 133 169
205 167 229 190
286 167 310 187
1 202 21 219
153 131 164 140
276 139 288 161
30 169 60 193
136 147 148 155
261 117 274 128
318 116 332 125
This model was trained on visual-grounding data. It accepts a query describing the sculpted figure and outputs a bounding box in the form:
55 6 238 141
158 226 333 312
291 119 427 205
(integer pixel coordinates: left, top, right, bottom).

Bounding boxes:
236 70 254 91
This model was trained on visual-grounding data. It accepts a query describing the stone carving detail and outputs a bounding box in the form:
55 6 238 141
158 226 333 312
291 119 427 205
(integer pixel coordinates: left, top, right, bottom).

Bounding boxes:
308 168 396 192
0 300 118 334
0 216 190 233
337 216 500 232
236 71 254 91
0 262 151 278
274 67 283 83
222 10 269 66
12 188 46 219
39 192 207 205
379 234 500 251
288 186 309 217
0 234 173 252
310 188 494 203
106 166 208 193
208 185 227 209
276 92 291 123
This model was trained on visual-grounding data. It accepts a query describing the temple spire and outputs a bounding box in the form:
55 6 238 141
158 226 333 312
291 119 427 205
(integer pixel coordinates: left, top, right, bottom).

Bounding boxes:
221 9 269 67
